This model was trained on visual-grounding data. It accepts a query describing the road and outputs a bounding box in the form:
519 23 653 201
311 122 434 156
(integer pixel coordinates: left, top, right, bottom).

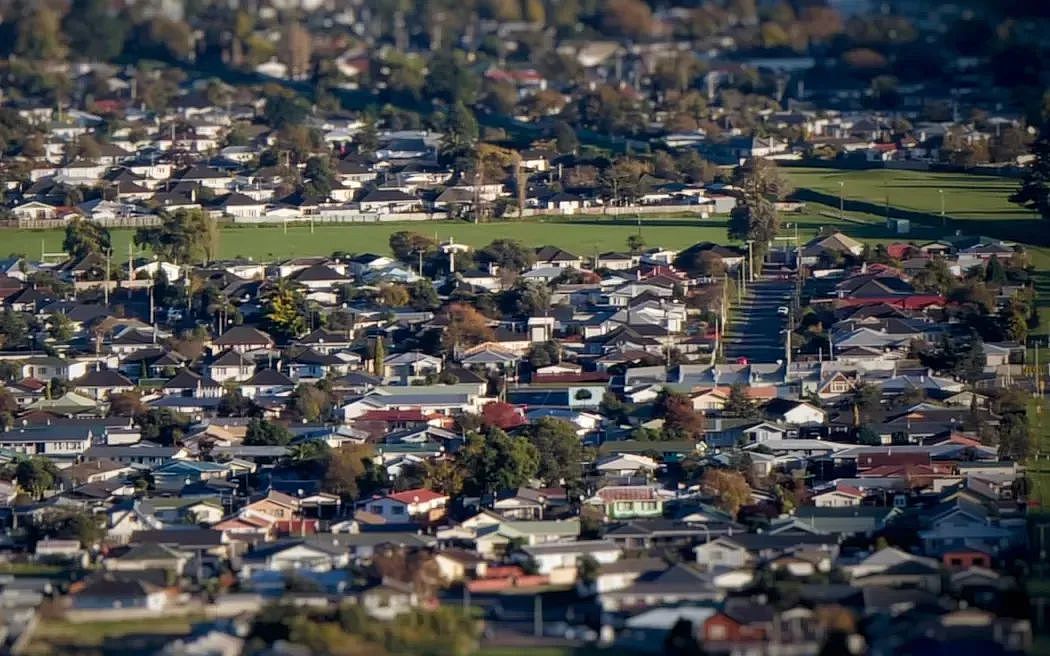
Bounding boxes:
723 277 795 364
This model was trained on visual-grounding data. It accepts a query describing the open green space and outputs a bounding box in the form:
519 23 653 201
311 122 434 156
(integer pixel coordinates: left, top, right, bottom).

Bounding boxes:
784 167 1032 222
25 615 201 656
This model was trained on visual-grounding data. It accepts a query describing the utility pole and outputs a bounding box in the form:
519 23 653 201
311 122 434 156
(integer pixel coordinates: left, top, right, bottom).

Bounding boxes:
838 180 845 218
939 188 945 227
746 240 754 282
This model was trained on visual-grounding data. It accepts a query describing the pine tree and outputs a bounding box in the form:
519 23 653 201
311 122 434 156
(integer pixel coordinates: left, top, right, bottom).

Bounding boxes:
372 337 386 378
1010 121 1050 219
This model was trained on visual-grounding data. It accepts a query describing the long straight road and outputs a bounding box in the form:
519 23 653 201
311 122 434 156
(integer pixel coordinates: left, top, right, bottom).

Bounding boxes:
723 277 794 364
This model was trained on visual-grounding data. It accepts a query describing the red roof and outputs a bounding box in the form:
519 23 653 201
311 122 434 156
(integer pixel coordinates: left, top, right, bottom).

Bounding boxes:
596 486 657 502
386 488 447 505
835 484 866 497
836 295 945 310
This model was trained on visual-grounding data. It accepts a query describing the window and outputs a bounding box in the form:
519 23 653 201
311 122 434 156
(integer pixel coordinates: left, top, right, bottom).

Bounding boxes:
709 624 727 640
370 505 383 514
950 558 962 566
391 506 405 516
574 389 593 401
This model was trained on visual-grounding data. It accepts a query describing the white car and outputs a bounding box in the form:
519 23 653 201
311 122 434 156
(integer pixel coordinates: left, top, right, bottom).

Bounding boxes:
777 306 790 316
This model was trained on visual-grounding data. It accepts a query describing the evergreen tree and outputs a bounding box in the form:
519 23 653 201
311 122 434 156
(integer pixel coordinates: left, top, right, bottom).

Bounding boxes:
373 337 386 378
1010 121 1050 219
984 255 1007 285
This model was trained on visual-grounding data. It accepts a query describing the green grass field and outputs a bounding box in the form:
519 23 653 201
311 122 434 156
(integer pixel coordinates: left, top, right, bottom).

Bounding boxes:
3 217 744 262
784 167 1033 222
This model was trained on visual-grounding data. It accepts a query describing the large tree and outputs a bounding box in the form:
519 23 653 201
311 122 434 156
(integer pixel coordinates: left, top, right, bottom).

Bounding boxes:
1010 121 1050 219
63 218 111 259
656 390 705 439
523 418 587 487
458 429 539 497
727 158 791 257
244 419 293 446
134 209 218 265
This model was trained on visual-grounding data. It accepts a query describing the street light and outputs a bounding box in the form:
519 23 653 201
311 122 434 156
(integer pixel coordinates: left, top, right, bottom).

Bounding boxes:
838 180 845 218
939 188 945 227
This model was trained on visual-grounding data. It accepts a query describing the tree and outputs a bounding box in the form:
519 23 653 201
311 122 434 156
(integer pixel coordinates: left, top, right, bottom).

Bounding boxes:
984 255 1007 285
263 281 308 341
955 335 987 386
63 218 111 259
600 157 649 206
244 419 293 446
998 411 1031 461
524 418 587 487
552 120 579 154
263 92 310 130
322 444 376 499
656 390 705 439
136 408 188 445
279 23 312 79
372 337 386 377
219 389 255 417
627 234 646 254
14 457 58 500
702 468 751 516
442 303 495 352
15 6 67 61
723 383 756 418
852 383 882 424
134 209 218 265
407 280 440 310
388 231 438 263
63 0 128 62
48 312 75 343
378 283 410 307
288 384 331 422
480 239 534 272
302 156 335 199
422 459 465 497
728 158 790 257
664 618 705 656
527 341 560 369
439 102 479 166
1010 121 1050 219
458 429 539 497
426 51 478 105
108 391 146 418
601 0 654 39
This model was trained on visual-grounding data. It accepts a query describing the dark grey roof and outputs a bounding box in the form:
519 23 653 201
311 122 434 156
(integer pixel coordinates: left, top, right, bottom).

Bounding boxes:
245 368 294 386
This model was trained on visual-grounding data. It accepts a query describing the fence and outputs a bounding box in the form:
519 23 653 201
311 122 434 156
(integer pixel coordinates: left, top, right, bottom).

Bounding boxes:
2 216 161 230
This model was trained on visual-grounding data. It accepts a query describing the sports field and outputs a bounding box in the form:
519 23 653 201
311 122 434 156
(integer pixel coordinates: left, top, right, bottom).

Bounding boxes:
3 217 733 261
784 167 1033 222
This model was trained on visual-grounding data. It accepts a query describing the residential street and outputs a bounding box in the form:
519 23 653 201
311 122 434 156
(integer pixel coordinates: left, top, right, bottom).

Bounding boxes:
724 278 794 364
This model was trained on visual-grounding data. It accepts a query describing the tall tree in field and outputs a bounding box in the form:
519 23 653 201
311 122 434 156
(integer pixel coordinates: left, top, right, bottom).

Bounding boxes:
1010 122 1050 219
63 218 111 258
134 209 218 265
728 157 791 260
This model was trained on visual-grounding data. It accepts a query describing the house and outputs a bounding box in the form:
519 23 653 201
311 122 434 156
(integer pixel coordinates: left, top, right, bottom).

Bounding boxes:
534 246 583 270
70 577 168 612
362 488 448 524
210 325 275 354
359 189 422 214
207 350 256 384
71 369 134 398
703 603 775 644
517 540 621 579
812 485 867 508
240 369 295 399
762 399 827 425
588 486 663 520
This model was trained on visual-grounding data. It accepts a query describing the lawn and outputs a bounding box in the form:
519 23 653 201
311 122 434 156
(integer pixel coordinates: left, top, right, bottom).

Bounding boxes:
784 167 1033 223
0 216 744 262
24 615 201 655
